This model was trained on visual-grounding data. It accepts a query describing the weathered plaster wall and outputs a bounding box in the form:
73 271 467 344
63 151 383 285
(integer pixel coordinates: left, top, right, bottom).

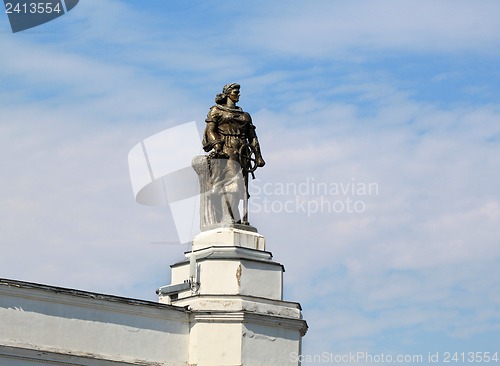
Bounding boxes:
0 279 190 366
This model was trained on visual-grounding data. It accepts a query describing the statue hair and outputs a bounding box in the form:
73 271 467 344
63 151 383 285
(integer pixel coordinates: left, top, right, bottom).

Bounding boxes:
215 93 227 104
215 83 240 105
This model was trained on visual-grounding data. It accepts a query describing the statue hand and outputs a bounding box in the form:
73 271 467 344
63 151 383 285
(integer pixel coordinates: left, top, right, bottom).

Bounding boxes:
214 143 223 153
256 156 265 167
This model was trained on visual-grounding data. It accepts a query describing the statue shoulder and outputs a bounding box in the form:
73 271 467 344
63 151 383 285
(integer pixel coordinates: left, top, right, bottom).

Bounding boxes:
242 111 255 128
206 105 223 122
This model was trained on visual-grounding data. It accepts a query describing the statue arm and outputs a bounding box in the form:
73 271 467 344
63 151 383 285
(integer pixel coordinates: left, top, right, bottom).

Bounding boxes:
203 107 223 152
246 116 265 167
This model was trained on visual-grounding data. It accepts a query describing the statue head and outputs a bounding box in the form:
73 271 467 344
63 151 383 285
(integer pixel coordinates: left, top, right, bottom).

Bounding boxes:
215 83 240 105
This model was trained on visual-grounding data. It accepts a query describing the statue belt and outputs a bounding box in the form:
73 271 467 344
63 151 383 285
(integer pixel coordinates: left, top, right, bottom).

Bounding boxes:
220 132 246 139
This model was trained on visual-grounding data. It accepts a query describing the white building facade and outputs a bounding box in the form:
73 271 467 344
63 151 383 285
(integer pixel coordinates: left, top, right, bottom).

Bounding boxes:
0 227 307 365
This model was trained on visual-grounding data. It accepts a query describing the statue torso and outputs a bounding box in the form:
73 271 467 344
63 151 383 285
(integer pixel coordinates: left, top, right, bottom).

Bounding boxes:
208 105 252 136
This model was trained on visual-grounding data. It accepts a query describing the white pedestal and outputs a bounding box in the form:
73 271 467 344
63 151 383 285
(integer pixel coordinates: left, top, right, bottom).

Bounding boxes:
192 226 266 251
157 227 307 366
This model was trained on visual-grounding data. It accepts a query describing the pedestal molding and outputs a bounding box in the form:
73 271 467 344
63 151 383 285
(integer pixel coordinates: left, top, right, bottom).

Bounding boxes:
189 311 308 336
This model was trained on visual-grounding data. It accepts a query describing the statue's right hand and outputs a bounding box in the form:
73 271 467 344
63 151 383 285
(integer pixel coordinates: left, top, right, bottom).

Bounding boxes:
256 156 266 168
214 143 223 152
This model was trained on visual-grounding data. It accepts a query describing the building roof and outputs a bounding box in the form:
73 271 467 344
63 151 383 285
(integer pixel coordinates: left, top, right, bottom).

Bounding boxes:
0 278 188 313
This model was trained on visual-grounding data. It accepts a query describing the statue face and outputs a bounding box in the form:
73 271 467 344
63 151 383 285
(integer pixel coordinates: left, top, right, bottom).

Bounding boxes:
228 89 240 103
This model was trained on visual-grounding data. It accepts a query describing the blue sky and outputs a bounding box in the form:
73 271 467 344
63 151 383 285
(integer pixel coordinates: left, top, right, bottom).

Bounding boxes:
1 0 500 363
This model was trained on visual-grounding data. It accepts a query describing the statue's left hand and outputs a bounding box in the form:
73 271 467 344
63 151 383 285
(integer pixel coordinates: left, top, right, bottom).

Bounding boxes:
256 156 266 167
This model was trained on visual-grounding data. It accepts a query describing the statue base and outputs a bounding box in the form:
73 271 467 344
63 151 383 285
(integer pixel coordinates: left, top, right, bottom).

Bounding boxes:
193 226 263 251
156 227 307 365
202 222 257 233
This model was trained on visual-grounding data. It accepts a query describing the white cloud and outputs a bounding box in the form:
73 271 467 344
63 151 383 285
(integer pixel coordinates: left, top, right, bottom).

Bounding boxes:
0 104 187 299
243 83 500 353
241 0 500 58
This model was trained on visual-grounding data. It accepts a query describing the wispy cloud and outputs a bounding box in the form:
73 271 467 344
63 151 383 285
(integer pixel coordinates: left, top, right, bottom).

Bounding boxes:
240 0 500 58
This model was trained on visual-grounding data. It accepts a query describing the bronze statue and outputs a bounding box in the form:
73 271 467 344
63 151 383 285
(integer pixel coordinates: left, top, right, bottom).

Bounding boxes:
193 83 265 229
